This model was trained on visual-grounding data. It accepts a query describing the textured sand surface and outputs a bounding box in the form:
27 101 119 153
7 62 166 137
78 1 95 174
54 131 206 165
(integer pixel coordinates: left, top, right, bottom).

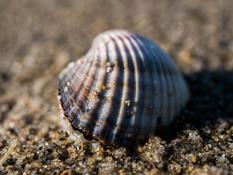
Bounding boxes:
0 0 233 174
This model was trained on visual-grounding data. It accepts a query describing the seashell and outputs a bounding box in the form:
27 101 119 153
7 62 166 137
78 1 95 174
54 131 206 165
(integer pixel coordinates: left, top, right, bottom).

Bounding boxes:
58 30 190 146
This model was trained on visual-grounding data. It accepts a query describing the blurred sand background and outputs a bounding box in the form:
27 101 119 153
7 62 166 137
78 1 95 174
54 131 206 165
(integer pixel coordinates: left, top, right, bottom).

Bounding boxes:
0 0 233 174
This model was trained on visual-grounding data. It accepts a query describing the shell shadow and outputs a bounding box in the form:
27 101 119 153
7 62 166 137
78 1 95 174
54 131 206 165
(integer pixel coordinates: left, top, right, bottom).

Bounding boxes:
156 70 233 142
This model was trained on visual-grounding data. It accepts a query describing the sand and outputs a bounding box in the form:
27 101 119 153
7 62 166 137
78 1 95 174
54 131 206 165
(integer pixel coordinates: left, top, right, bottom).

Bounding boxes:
0 0 233 174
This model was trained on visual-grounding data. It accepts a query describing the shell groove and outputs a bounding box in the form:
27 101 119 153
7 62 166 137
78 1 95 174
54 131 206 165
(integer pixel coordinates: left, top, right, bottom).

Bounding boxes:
58 30 190 146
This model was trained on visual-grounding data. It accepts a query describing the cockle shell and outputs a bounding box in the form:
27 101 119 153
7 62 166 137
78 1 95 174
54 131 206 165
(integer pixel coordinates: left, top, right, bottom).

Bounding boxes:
58 30 190 146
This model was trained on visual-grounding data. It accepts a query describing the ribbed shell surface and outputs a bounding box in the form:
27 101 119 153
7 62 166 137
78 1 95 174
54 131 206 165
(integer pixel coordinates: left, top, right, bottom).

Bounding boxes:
58 30 190 146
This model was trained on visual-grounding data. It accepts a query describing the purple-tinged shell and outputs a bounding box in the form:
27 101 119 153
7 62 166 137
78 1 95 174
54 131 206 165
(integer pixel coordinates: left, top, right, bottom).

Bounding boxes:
58 30 190 146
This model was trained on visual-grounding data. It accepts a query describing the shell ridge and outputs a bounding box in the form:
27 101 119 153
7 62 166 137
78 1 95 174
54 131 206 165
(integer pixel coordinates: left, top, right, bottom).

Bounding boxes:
64 58 96 124
91 36 118 142
145 39 166 125
59 88 82 129
59 62 81 121
122 36 141 143
73 50 99 104
128 35 152 141
71 58 94 100
155 49 170 124
146 42 163 129
108 34 136 144
71 58 90 90
59 63 84 126
149 42 172 124
155 47 182 122
152 45 173 123
66 46 101 133
152 42 179 74
138 36 164 125
90 38 113 141
68 60 93 118
166 57 185 120
163 54 180 122
120 36 137 142
123 34 146 142
97 35 125 144
82 41 110 138
165 59 177 122
108 34 141 144
107 34 132 144
132 35 157 136
161 49 175 123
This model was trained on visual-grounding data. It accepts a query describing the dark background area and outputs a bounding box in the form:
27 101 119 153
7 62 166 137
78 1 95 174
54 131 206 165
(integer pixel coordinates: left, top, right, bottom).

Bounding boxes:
0 0 233 174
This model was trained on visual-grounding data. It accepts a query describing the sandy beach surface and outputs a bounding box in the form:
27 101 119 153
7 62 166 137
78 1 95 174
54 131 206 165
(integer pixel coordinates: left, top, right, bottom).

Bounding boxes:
0 0 233 174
